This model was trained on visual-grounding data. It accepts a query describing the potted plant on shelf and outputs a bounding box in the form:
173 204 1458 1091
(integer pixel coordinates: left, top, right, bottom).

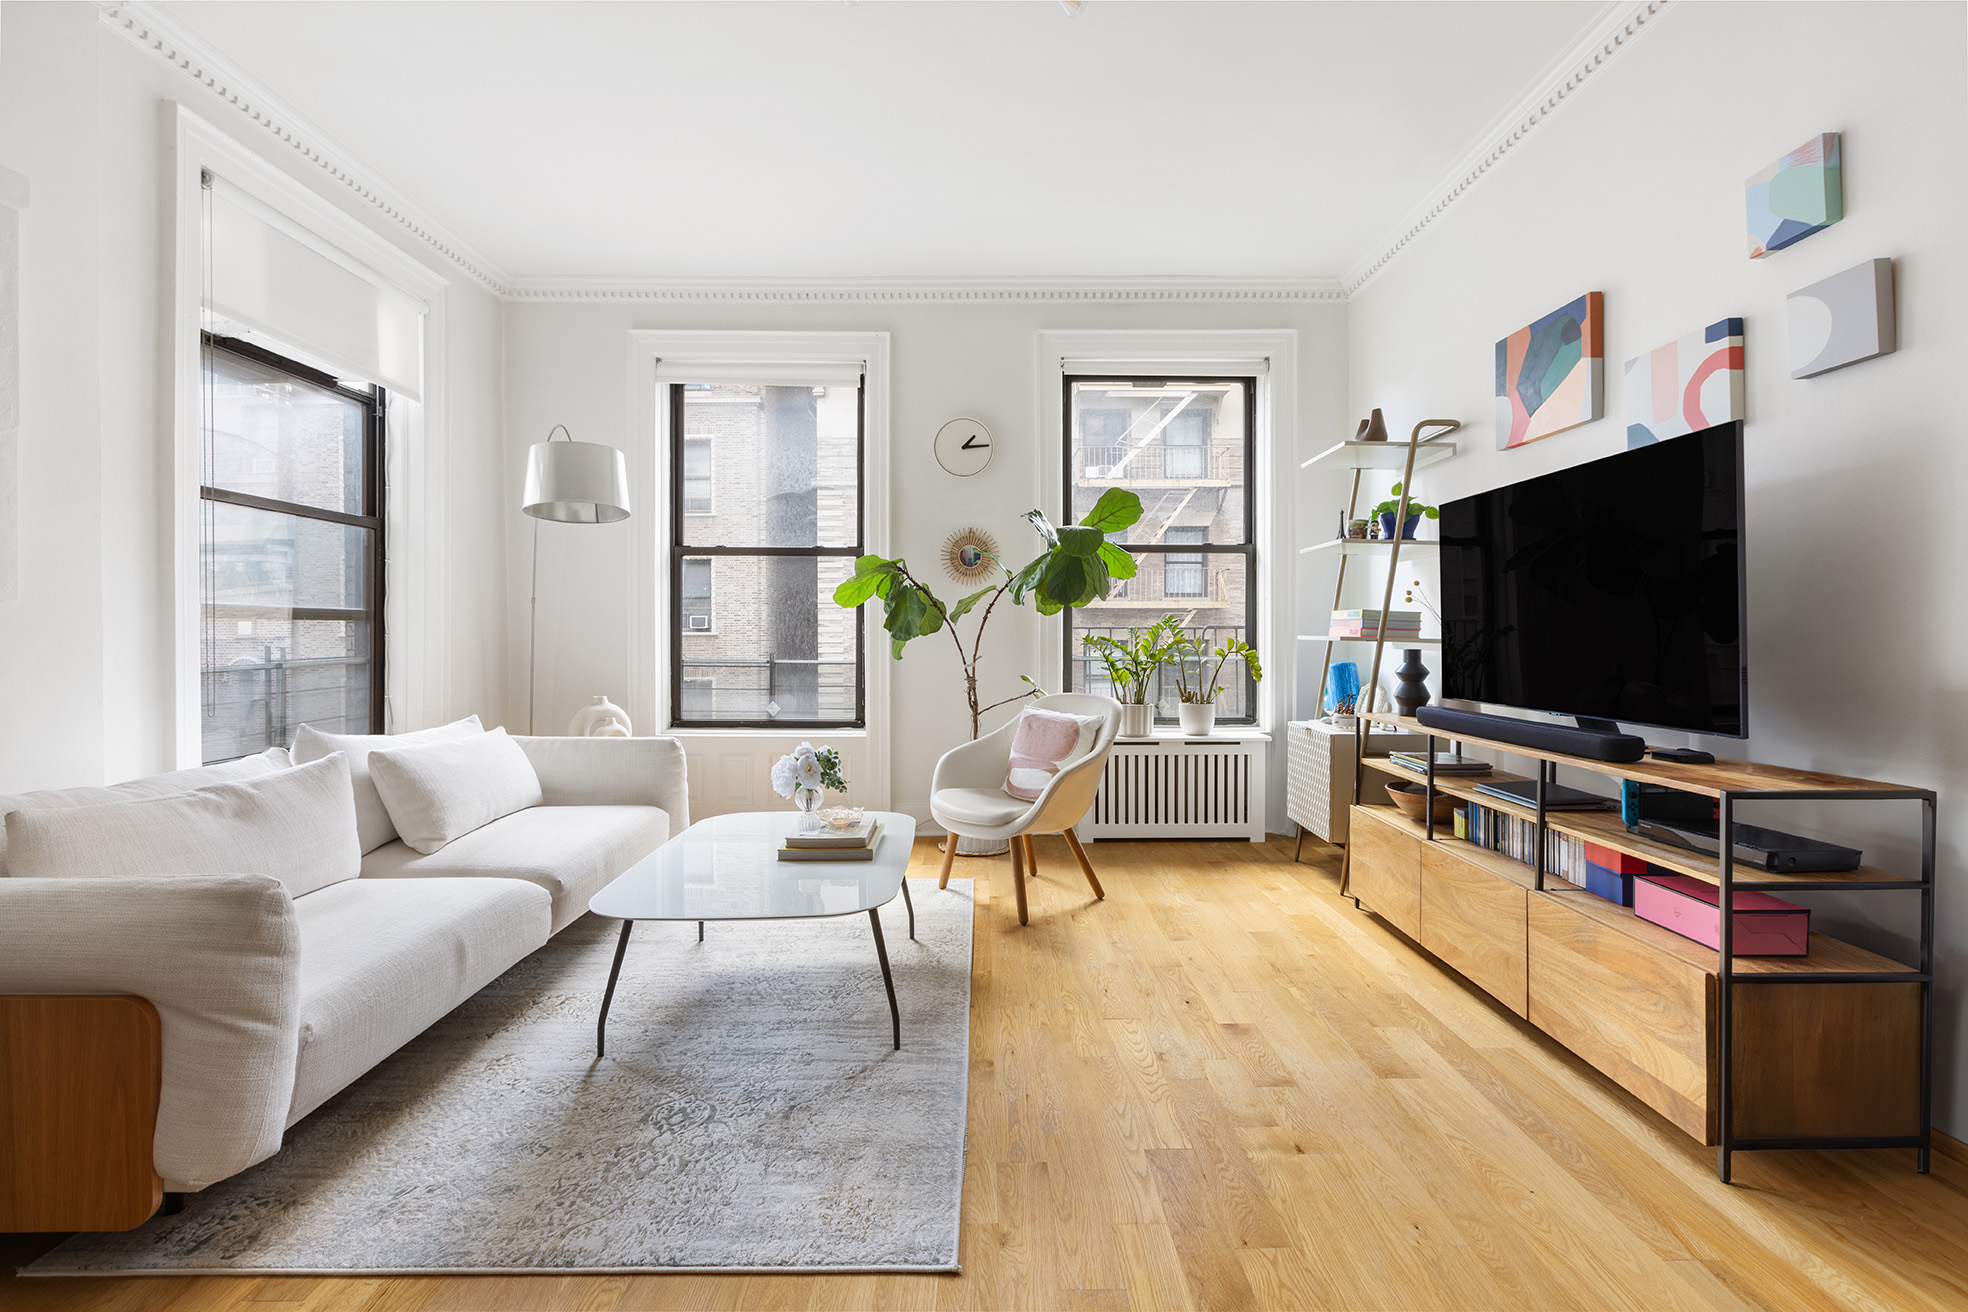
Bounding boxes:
1371 481 1438 541
1084 617 1182 738
1169 631 1263 736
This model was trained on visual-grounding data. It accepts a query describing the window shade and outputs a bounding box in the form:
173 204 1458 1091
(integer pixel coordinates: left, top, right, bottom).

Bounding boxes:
653 361 866 387
208 184 425 399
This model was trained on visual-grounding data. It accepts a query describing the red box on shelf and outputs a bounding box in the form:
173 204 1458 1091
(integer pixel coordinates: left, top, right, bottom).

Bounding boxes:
1584 842 1648 875
1633 875 1810 956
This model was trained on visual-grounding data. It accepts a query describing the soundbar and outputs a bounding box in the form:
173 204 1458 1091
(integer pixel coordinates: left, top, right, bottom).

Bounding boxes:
1414 706 1647 763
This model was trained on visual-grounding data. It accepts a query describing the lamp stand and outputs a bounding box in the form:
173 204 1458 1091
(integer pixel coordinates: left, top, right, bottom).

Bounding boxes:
528 516 539 736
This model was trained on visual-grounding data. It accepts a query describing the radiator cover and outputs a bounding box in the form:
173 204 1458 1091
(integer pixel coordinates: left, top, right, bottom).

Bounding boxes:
1081 737 1267 841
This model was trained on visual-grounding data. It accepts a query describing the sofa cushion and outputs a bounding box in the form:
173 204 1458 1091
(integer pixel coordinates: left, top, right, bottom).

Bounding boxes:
932 787 1031 830
360 804 670 933
0 747 290 877
292 715 483 854
368 728 544 856
287 875 550 1125
1004 705 1104 800
4 754 362 899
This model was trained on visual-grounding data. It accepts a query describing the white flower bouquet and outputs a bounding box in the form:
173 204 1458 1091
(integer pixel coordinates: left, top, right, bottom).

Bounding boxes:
770 742 848 802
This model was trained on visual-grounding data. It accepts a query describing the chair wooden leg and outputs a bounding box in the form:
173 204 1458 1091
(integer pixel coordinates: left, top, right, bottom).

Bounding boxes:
1062 827 1105 901
1009 831 1030 925
1022 833 1039 876
939 831 960 889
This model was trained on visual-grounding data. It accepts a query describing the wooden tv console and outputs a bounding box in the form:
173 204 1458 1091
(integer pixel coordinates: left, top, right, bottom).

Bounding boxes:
1344 713 1932 1183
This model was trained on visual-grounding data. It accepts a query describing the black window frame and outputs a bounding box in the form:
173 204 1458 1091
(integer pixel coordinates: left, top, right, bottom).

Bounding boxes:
667 379 867 731
199 332 386 763
1062 374 1258 726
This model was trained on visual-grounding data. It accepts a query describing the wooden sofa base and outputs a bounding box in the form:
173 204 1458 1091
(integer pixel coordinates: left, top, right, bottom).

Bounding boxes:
0 995 164 1232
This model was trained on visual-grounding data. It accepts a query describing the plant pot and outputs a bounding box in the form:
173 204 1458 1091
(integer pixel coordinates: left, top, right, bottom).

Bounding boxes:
1178 702 1217 736
1378 511 1421 540
1119 702 1154 738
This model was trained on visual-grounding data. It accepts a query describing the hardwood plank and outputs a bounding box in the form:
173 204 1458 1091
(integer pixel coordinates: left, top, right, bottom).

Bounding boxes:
3 835 1958 1312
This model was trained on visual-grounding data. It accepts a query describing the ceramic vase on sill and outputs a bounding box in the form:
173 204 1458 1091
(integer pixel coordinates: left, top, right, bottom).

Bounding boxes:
1178 701 1217 736
1119 702 1154 738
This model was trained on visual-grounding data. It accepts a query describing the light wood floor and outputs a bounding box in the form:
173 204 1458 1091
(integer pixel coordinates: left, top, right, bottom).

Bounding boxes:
5 833 1967 1311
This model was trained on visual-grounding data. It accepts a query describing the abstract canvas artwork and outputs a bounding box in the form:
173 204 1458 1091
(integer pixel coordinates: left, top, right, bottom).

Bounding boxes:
1746 133 1843 259
1495 292 1604 450
1624 318 1745 448
1788 258 1896 378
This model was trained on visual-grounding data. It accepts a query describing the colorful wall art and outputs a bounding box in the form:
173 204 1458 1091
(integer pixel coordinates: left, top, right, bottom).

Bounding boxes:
1746 133 1843 258
1788 258 1896 378
1624 318 1745 448
1495 292 1604 450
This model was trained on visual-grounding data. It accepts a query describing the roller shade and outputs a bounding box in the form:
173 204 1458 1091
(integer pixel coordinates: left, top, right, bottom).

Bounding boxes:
653 360 866 387
207 182 425 399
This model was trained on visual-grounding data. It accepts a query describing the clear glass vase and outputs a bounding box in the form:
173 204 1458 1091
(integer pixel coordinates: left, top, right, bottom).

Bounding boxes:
793 786 823 831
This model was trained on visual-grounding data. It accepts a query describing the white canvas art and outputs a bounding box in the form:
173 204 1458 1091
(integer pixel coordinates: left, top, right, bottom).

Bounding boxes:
0 165 26 602
1788 258 1896 379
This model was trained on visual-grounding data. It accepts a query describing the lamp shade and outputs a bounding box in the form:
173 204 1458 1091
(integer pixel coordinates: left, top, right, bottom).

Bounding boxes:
522 440 630 523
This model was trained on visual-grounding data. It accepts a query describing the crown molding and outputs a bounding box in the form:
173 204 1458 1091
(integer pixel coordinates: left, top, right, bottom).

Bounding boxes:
98 1 514 296
97 0 1668 307
504 275 1347 304
1340 0 1673 297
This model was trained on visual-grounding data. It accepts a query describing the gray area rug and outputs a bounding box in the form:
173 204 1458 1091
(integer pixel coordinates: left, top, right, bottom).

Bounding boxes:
29 879 972 1276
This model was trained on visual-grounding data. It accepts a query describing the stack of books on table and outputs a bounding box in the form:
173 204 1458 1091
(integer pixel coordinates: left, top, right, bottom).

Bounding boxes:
1329 608 1422 641
777 817 886 862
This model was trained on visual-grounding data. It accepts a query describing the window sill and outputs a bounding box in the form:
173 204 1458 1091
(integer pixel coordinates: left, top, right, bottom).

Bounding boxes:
664 726 870 740
1114 726 1272 744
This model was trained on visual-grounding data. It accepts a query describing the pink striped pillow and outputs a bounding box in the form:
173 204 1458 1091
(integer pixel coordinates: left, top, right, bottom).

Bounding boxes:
1003 707 1105 801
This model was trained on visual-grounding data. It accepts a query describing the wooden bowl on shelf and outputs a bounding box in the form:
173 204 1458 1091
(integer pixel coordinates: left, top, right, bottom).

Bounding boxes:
1385 781 1457 824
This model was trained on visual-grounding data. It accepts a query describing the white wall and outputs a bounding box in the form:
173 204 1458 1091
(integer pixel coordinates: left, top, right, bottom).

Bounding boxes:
505 298 1347 826
0 2 508 793
1344 2 1968 1133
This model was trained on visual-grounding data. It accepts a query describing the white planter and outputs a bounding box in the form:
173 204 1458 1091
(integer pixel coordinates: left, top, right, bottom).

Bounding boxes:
1177 701 1217 736
1118 702 1154 738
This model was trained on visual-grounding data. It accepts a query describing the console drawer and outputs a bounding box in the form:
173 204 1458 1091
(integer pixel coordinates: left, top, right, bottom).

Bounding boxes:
1420 844 1528 1017
1347 806 1420 938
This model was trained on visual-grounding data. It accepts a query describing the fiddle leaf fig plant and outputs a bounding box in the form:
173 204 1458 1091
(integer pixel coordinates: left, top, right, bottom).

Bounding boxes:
832 488 1144 736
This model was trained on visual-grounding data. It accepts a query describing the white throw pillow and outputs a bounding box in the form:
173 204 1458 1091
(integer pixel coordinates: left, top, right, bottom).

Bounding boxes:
292 715 483 853
367 727 544 855
3 754 362 899
1003 706 1105 801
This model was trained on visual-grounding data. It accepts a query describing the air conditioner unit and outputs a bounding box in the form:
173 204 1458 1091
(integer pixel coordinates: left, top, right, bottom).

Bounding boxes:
688 615 710 631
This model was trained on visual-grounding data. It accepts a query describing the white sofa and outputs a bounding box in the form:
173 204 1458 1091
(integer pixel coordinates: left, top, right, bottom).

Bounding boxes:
0 733 688 1198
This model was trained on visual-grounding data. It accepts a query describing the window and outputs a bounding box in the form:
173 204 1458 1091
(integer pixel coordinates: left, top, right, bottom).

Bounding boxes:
1163 409 1209 479
670 380 864 727
681 557 713 631
1163 527 1207 598
1063 376 1255 724
682 437 713 513
200 336 384 762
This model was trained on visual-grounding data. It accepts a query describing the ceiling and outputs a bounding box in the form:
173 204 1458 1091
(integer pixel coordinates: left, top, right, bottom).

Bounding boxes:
159 1 1608 284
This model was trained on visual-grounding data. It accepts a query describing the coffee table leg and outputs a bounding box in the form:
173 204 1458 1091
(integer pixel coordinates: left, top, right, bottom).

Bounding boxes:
597 919 635 1059
698 920 704 942
900 877 915 940
868 908 900 1051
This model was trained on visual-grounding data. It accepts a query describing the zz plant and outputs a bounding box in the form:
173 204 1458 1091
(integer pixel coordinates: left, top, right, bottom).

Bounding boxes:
832 488 1144 737
1083 616 1184 706
1169 632 1264 705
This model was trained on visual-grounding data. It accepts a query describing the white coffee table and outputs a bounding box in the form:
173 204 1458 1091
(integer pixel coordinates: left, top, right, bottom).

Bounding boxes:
588 810 919 1057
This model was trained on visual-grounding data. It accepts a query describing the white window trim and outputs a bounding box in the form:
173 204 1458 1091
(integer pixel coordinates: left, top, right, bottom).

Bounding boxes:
626 330 891 807
167 102 451 767
1035 329 1296 741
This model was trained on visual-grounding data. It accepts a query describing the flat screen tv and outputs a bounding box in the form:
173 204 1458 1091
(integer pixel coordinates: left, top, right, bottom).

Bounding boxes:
1437 424 1746 738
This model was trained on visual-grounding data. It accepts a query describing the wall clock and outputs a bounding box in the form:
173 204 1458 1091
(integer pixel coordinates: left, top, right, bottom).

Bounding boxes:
933 417 993 477
942 528 999 583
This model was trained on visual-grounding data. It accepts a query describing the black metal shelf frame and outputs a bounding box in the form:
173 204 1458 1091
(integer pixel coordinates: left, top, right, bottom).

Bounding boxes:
1392 731 1936 1185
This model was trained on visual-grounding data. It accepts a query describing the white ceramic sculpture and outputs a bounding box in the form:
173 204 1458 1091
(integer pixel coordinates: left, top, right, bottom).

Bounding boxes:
568 695 632 738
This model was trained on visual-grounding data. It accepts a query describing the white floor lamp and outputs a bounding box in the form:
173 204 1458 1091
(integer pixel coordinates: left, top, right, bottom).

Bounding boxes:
522 424 631 734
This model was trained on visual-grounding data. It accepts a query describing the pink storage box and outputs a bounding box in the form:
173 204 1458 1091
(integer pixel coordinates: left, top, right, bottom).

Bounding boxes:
1633 874 1811 956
